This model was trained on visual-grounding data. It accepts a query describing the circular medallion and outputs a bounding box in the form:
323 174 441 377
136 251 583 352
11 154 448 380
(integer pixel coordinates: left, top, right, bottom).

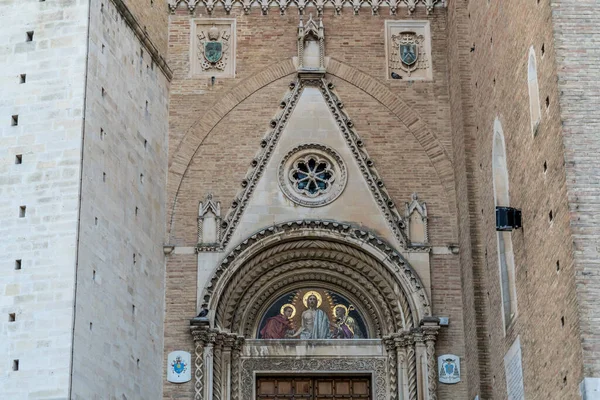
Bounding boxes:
278 144 347 207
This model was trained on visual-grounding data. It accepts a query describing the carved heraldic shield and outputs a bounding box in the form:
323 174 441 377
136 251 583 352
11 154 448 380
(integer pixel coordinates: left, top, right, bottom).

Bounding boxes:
390 31 427 77
198 26 230 72
400 43 418 66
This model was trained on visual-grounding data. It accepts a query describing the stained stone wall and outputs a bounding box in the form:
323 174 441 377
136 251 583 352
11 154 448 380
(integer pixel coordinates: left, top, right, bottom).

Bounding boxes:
70 0 170 398
165 7 467 400
0 0 89 398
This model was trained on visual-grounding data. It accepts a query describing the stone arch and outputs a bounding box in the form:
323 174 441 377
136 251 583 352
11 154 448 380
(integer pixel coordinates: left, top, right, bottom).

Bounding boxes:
167 58 455 238
493 118 518 329
202 220 431 337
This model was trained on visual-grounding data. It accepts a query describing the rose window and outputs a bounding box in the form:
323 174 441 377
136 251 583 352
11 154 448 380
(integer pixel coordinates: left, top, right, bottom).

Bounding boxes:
279 144 347 207
290 156 335 197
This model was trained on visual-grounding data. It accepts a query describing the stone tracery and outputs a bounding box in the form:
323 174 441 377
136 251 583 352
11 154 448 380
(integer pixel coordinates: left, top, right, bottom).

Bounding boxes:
168 0 445 15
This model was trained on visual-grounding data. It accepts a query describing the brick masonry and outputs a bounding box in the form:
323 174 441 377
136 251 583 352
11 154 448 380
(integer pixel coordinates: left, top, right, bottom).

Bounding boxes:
461 0 585 398
2 1 600 399
164 6 467 400
551 0 600 386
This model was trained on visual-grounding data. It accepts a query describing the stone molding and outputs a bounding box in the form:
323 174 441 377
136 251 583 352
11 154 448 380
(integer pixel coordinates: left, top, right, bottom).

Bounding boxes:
217 78 411 249
191 323 441 400
167 58 456 241
201 220 431 331
242 357 387 398
110 0 173 80
319 80 410 247
168 0 445 16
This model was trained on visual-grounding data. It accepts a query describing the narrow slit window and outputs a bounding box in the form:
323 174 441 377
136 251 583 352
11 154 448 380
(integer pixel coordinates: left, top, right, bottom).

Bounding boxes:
528 47 542 136
493 119 518 330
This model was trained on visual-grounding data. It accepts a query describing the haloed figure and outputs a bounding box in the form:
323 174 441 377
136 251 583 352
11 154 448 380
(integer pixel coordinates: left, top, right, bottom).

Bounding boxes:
331 305 363 339
260 305 294 339
291 294 331 339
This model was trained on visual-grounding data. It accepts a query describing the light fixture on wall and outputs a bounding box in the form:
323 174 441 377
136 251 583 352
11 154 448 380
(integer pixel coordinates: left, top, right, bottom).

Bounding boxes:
496 207 522 231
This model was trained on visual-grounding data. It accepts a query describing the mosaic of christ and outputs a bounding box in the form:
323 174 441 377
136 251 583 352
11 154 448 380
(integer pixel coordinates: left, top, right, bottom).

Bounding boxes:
257 289 368 339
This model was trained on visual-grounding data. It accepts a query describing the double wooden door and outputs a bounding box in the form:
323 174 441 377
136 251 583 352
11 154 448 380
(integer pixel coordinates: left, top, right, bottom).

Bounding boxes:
256 376 371 399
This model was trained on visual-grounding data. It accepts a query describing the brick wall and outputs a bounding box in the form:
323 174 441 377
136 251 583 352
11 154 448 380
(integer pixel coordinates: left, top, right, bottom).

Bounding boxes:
165 7 467 399
123 0 169 56
70 0 170 398
0 1 89 398
551 0 600 387
465 0 584 398
446 0 488 398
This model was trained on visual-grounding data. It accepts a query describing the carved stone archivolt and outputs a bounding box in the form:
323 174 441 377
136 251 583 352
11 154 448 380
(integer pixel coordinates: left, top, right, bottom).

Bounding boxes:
202 221 430 328
191 222 440 400
169 0 445 16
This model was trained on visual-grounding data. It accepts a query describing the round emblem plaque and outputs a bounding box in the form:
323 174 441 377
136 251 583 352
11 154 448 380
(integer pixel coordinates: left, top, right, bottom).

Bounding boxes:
278 144 347 207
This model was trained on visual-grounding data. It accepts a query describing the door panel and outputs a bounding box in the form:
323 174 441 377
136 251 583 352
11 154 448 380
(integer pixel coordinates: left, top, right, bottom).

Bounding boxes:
257 376 370 399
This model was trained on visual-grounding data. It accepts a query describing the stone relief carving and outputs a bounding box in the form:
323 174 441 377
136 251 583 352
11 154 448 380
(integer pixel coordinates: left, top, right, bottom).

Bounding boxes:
169 0 445 16
406 193 428 245
390 32 428 77
198 26 230 72
278 144 347 207
386 20 433 81
204 220 431 328
190 323 441 400
297 14 325 73
192 19 235 78
198 194 223 252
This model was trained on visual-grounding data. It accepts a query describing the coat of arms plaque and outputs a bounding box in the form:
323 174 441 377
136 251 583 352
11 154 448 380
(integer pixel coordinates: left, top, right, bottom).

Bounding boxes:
438 354 461 384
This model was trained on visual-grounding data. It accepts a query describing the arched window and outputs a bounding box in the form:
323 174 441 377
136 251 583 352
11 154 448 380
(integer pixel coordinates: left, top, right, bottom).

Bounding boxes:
528 46 541 135
493 119 518 329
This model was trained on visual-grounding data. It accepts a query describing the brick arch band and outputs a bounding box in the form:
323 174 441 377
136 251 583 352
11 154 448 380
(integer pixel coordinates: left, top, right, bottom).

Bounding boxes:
167 58 455 238
203 220 432 336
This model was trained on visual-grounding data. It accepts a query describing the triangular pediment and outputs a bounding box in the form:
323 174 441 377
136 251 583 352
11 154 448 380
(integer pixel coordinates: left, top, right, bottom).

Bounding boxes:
220 79 408 252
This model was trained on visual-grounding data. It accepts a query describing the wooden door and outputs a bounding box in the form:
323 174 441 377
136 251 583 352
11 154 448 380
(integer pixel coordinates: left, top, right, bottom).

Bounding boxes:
256 376 371 399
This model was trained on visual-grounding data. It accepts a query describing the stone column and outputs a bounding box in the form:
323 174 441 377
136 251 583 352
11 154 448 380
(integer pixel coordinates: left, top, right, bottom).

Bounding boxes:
395 334 410 400
230 337 244 400
413 331 426 400
192 329 209 400
206 332 216 400
405 333 418 400
422 322 440 400
222 336 235 400
213 334 224 400
384 337 398 400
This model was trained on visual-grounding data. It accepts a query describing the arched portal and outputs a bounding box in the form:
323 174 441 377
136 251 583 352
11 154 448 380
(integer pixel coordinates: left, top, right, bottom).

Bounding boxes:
191 220 440 400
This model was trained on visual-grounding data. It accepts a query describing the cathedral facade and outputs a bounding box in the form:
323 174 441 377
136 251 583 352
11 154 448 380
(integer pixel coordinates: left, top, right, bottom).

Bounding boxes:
1 0 599 399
